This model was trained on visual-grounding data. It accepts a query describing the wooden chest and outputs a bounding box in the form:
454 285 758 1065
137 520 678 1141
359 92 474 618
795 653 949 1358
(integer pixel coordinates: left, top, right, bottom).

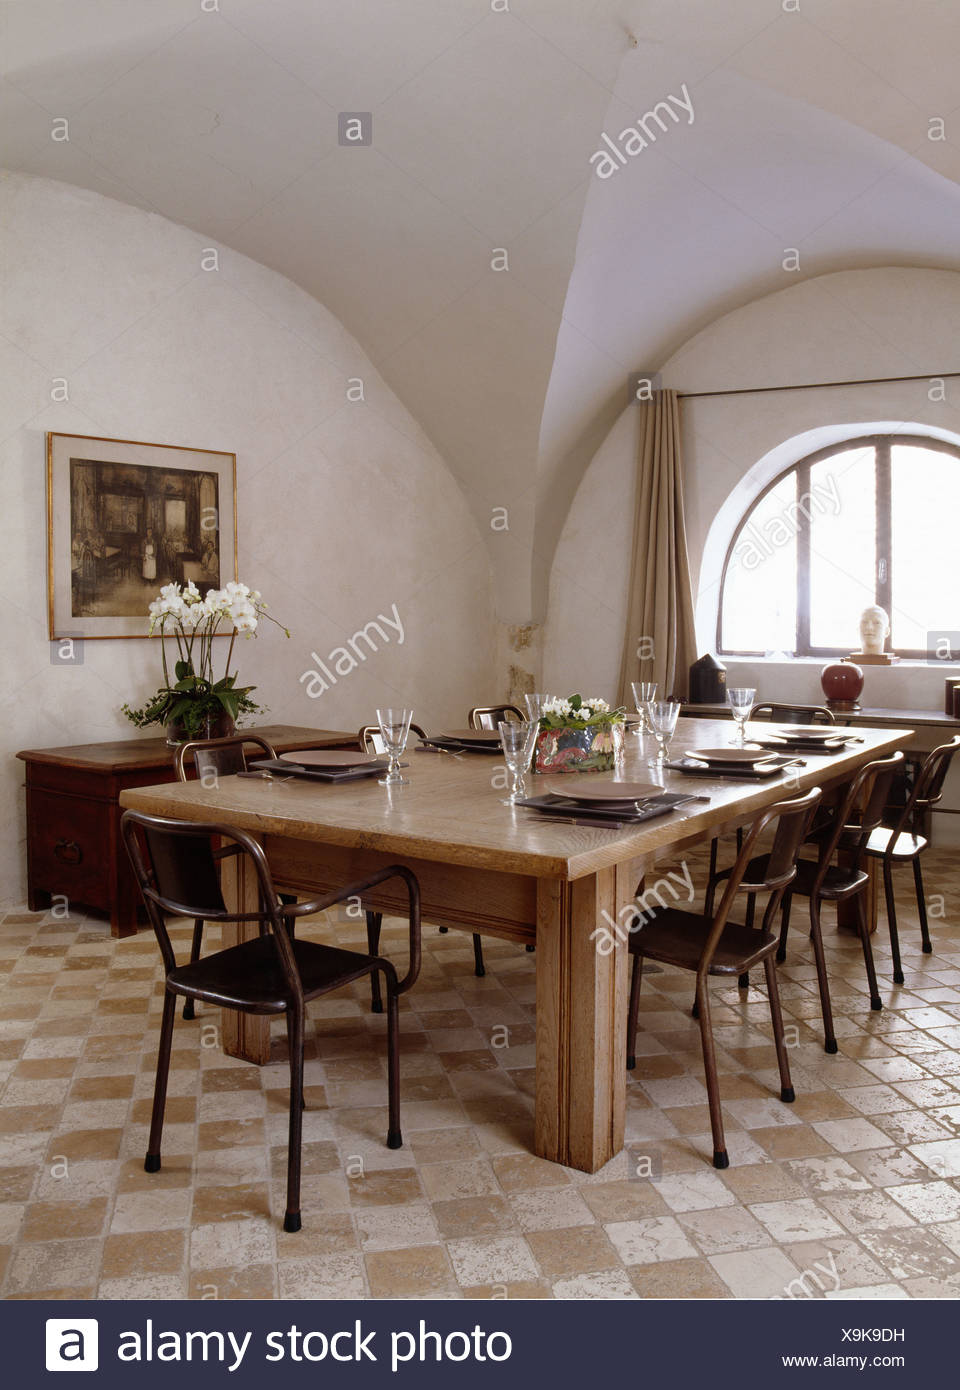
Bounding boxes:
16 725 356 936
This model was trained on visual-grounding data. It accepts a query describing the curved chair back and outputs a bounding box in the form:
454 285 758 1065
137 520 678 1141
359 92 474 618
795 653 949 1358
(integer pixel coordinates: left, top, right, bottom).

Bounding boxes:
120 809 292 983
750 702 835 725
913 735 960 815
890 735 960 836
702 788 821 975
174 733 278 783
814 751 904 888
468 704 523 731
358 723 426 755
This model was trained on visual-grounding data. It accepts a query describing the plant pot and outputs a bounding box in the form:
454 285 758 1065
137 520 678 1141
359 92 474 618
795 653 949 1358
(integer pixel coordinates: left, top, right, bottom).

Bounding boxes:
165 709 236 746
534 721 624 774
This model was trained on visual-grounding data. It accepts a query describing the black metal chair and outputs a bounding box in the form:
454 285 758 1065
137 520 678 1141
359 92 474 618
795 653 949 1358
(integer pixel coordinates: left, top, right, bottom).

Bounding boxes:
704 707 834 913
627 788 821 1169
357 723 427 753
712 753 903 1045
750 702 836 725
173 734 281 1017
121 809 421 1233
174 732 278 784
864 736 960 984
468 704 524 729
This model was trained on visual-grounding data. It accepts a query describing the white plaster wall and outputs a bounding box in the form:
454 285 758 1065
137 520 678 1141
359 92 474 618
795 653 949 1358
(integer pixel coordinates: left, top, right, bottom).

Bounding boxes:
0 172 495 904
544 268 960 713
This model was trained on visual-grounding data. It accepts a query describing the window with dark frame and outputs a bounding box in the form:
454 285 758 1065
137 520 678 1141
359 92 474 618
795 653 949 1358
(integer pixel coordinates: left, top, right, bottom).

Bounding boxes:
718 434 960 660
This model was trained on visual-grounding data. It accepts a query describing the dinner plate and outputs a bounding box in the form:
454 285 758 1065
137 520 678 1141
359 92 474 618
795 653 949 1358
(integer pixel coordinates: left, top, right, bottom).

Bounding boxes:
755 734 846 750
439 729 503 744
544 779 662 803
668 757 786 779
759 725 843 743
688 747 780 765
279 749 388 769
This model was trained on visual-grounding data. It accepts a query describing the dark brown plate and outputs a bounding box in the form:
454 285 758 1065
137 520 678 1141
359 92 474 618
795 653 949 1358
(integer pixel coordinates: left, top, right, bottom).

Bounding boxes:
279 749 388 769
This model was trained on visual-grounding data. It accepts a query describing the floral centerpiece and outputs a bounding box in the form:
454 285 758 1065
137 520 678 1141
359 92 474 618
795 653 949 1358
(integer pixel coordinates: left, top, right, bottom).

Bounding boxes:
122 580 289 745
534 694 626 774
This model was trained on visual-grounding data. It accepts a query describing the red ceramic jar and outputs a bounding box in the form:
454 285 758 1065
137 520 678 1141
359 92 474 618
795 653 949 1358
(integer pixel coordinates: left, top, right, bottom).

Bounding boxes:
820 660 864 711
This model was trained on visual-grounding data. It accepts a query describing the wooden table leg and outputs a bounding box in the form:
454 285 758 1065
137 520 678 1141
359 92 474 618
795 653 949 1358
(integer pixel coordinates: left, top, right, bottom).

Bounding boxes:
534 864 630 1173
837 858 879 936
218 838 271 1065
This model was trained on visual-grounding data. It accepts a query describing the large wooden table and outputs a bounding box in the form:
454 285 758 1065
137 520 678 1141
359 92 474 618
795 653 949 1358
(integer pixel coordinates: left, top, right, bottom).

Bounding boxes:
119 718 907 1172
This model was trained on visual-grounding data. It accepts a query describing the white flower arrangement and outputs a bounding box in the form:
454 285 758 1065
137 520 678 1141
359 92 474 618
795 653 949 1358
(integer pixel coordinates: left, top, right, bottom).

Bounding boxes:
539 694 624 729
124 580 289 737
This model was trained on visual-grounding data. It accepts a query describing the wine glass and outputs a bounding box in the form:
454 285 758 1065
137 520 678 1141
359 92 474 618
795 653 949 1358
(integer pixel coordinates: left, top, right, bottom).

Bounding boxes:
499 720 538 804
524 692 545 722
647 699 681 767
630 681 658 734
376 708 413 785
727 688 756 746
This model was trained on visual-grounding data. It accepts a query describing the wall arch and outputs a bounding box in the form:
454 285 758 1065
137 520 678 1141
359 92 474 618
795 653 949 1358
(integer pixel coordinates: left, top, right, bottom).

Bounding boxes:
544 266 960 699
0 170 495 901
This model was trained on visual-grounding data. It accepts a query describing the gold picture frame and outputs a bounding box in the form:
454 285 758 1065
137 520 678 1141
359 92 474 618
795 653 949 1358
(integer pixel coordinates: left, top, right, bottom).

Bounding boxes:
47 432 238 640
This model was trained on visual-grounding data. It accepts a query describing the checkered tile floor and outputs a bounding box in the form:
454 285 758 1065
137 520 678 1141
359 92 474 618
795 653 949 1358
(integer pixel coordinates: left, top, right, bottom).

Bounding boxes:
1 847 959 1300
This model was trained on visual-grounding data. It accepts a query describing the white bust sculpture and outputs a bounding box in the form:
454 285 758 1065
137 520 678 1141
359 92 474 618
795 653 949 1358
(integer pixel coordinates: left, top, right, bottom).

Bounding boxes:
859 604 890 656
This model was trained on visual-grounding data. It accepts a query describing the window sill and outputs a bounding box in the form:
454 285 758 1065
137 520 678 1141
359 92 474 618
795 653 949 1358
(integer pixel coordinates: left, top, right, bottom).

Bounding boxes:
721 654 960 669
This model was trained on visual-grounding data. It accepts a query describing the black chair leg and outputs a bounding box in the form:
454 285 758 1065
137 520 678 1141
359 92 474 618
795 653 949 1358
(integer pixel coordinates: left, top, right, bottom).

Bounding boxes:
764 954 795 1102
182 918 203 1019
145 989 177 1172
883 860 904 984
855 892 883 1012
738 895 755 990
386 979 402 1150
914 857 933 954
808 897 837 1053
283 1006 305 1233
472 933 485 977
776 890 792 964
366 911 384 1013
705 836 720 922
695 979 727 1169
626 952 643 1069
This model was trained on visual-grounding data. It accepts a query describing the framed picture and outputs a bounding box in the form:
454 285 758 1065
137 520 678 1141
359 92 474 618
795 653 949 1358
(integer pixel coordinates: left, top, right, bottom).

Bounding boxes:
46 432 238 640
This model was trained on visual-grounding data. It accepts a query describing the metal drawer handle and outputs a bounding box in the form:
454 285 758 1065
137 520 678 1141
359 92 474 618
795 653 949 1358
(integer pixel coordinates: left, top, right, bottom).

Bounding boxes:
54 839 83 866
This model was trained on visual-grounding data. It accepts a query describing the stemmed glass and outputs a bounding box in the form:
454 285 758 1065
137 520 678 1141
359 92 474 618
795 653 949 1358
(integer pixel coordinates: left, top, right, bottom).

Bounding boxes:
630 681 658 734
647 700 681 767
376 708 413 786
524 692 545 722
499 720 539 804
727 688 756 747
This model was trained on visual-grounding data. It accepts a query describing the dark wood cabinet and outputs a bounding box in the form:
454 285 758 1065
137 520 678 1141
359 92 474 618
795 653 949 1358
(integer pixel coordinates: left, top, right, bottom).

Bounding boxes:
17 725 356 936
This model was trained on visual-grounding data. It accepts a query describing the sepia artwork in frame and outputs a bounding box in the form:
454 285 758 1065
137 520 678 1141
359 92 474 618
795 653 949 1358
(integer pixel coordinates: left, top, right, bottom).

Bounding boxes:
47 432 238 640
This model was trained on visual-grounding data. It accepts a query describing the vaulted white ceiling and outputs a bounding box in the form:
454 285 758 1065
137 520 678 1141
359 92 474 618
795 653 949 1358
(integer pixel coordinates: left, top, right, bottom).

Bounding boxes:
3 1 960 621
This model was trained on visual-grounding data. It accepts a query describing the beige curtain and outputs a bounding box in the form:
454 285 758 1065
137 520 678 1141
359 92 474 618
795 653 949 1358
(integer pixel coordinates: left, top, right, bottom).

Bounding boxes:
617 390 698 705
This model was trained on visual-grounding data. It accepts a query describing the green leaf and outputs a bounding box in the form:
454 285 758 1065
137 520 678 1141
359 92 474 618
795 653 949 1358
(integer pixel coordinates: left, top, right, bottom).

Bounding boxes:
174 659 191 681
216 689 241 720
569 693 582 711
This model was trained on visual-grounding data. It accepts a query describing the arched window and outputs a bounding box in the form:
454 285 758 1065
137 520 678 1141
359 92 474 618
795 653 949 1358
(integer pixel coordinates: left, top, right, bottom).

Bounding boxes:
718 434 960 659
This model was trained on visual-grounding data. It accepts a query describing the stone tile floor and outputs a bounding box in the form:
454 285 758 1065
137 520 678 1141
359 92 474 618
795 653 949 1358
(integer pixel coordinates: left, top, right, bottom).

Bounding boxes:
1 847 959 1300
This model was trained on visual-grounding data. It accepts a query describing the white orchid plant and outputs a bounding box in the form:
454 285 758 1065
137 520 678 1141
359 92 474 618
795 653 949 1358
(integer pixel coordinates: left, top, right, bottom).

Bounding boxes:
538 694 625 730
122 580 289 737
